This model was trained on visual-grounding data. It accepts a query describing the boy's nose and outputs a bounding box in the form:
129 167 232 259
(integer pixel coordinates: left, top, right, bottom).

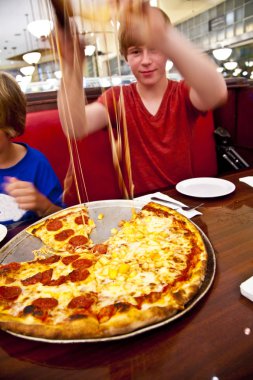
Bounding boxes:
141 50 152 64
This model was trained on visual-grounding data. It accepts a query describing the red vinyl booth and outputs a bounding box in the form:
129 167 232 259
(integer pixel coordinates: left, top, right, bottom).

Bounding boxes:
14 108 218 206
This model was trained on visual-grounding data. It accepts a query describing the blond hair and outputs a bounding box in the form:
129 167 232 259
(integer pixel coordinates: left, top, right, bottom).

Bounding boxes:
118 6 171 59
0 71 26 138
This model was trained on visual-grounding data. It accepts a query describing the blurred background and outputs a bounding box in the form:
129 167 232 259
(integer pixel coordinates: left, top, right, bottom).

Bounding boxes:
0 0 252 93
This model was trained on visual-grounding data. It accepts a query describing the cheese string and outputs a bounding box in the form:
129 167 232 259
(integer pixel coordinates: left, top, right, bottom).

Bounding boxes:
49 0 139 203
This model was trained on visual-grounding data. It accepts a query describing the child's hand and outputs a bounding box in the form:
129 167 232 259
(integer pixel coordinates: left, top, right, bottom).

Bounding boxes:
4 177 62 217
4 177 44 212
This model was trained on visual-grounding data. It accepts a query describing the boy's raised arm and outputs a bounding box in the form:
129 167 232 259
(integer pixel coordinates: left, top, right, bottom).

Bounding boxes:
163 25 228 111
55 17 88 140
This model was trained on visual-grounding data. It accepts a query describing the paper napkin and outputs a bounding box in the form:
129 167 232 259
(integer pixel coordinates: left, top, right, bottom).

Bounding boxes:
134 191 202 219
239 176 253 187
0 194 26 222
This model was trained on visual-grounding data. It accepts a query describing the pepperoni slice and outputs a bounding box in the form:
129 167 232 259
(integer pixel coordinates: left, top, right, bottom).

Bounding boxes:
62 255 80 265
75 215 89 225
47 275 67 286
68 267 90 282
68 294 97 309
135 292 162 308
92 244 108 255
23 305 48 320
21 272 42 286
46 219 63 231
55 229 74 241
72 258 93 269
0 286 22 301
5 277 16 285
38 255 61 264
21 269 53 286
40 269 53 285
97 304 116 322
0 262 21 274
68 235 88 247
32 297 58 310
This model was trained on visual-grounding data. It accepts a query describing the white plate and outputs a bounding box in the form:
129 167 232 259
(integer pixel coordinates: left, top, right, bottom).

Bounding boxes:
0 224 7 242
176 177 236 198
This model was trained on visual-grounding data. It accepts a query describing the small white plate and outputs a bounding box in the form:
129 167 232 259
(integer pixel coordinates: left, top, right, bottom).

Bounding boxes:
0 224 7 242
176 177 236 198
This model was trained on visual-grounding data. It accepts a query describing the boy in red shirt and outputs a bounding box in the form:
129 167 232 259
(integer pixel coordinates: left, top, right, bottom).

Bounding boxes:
56 3 227 196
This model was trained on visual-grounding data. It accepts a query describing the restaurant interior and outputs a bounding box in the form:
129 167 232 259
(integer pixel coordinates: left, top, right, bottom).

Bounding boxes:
1 0 253 89
1 0 252 175
0 2 253 379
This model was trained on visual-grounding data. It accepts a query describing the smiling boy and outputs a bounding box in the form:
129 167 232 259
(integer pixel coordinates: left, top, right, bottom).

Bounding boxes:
56 3 227 195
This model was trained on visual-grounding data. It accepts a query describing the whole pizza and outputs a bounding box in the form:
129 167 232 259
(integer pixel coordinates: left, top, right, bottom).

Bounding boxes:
0 202 208 340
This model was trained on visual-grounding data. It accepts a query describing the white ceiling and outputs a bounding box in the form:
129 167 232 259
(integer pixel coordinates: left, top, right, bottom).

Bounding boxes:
0 0 224 69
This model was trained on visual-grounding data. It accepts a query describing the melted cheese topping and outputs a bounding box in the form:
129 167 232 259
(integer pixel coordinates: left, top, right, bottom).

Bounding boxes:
93 211 202 308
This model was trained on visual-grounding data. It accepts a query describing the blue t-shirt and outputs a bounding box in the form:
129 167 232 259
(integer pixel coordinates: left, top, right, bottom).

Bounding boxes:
0 143 65 224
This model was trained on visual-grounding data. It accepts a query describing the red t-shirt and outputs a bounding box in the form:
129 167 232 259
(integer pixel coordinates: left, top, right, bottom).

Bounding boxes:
97 80 213 195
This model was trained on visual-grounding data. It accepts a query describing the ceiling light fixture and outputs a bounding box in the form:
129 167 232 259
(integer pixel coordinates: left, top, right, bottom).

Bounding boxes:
54 70 62 79
212 48 232 61
27 19 53 39
22 51 41 64
20 65 35 76
224 61 238 70
85 45 96 56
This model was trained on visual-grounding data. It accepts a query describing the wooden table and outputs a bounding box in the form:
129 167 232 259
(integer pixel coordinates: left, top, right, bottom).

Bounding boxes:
0 169 253 380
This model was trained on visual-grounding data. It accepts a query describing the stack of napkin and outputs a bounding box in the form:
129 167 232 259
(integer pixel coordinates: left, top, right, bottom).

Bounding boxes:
135 191 202 219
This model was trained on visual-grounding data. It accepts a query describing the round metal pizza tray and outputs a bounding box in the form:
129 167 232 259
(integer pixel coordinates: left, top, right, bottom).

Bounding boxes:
0 199 216 343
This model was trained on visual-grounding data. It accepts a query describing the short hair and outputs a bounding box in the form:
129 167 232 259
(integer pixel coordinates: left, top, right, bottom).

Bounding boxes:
0 71 26 138
118 6 171 59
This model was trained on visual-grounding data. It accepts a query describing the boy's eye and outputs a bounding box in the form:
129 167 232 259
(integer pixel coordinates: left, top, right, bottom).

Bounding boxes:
128 48 141 55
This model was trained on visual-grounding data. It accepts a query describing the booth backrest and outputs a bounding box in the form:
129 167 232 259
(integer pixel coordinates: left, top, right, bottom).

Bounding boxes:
14 108 218 206
191 111 217 177
213 86 253 168
14 109 121 206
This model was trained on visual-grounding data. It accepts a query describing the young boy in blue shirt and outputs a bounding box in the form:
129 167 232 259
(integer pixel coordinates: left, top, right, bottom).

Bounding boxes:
0 71 64 225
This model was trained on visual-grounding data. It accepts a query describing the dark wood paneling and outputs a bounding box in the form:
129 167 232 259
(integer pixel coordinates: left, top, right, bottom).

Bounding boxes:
26 87 103 112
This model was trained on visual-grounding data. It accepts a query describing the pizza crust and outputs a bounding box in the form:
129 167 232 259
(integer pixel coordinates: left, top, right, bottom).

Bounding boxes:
0 314 100 339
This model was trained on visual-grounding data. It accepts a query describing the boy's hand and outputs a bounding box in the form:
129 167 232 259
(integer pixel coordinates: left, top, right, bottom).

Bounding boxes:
118 2 170 52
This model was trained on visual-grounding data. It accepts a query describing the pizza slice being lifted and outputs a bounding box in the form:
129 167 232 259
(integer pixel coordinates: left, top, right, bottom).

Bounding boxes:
26 205 95 252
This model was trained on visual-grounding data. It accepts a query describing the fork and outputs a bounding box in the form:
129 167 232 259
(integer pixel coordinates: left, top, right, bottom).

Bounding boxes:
150 197 204 211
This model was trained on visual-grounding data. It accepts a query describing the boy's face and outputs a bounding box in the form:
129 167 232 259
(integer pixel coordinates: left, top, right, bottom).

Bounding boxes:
126 45 168 86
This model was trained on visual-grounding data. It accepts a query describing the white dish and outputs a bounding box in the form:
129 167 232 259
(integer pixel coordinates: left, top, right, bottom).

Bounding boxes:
176 177 236 198
0 194 26 223
0 224 7 242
